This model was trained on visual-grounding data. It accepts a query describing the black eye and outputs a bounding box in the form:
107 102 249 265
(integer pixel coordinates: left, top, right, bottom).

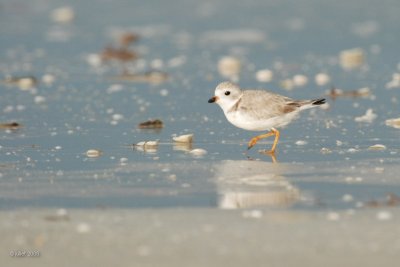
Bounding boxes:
225 91 230 96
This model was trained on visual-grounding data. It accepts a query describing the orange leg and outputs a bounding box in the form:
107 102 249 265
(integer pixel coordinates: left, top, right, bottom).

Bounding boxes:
247 128 280 154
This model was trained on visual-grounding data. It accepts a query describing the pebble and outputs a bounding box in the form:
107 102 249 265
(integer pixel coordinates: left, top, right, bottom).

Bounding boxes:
86 149 102 158
173 134 194 143
255 69 273 82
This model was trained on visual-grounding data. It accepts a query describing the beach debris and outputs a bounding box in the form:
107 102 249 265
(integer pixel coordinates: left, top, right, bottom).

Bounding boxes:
189 148 207 157
315 73 331 86
76 222 91 234
86 149 102 158
376 211 393 221
173 142 193 152
133 140 159 153
34 96 46 104
42 74 56 86
385 73 400 89
172 134 193 143
327 87 370 99
339 48 365 70
368 144 386 150
326 212 340 221
0 122 21 130
280 79 294 91
218 56 241 80
295 140 308 146
44 209 70 222
365 193 400 208
113 71 169 84
292 74 308 87
101 46 138 62
119 32 140 47
354 108 377 123
2 75 37 90
255 69 273 83
385 117 400 129
51 6 75 23
320 147 332 154
138 119 163 129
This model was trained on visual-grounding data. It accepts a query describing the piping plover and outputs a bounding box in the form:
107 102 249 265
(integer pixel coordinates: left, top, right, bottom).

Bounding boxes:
208 81 326 154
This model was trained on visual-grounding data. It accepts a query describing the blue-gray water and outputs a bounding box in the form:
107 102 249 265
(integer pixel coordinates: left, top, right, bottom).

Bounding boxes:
1 0 400 210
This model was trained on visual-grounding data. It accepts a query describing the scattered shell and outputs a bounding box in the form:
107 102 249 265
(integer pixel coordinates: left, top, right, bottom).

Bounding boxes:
255 69 273 83
280 79 294 91
376 211 392 221
242 210 263 219
292 74 308 87
86 149 102 158
326 212 340 221
320 147 332 154
173 134 194 143
42 74 56 85
368 144 386 150
327 87 370 99
76 222 91 233
295 140 308 146
354 108 377 123
34 96 46 104
119 32 139 47
114 71 169 84
135 140 159 148
112 114 124 121
218 56 241 79
385 118 400 129
2 76 37 90
342 194 354 202
315 73 331 86
339 48 365 70
189 148 207 157
51 6 75 23
385 73 400 89
101 46 138 62
138 119 163 129
0 122 21 130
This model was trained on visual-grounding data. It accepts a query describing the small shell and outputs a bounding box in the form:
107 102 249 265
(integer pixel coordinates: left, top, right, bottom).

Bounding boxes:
135 140 159 149
368 144 386 150
385 118 400 129
173 134 194 143
189 148 207 157
86 149 102 158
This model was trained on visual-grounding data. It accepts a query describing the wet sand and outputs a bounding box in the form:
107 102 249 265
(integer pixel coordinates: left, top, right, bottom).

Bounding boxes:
2 208 399 267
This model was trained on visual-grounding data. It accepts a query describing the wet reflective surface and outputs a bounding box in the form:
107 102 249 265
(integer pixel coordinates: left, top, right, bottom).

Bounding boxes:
1 0 400 212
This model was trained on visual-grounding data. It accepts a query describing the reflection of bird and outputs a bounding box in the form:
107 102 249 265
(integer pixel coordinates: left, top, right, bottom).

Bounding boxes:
214 160 300 209
208 82 326 154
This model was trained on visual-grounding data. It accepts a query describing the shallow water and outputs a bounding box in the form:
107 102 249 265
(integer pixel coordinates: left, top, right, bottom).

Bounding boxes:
1 0 400 213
